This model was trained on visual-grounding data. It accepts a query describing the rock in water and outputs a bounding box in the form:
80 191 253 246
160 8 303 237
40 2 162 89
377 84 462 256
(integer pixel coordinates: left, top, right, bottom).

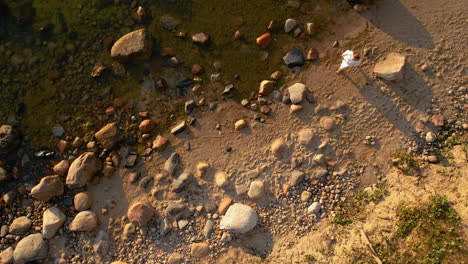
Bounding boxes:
284 18 298 33
30 175 64 201
13 234 47 263
95 123 122 150
256 33 273 49
373 53 406 81
283 49 305 68
288 83 306 104
111 29 152 62
66 152 102 189
164 153 180 176
127 203 155 227
220 203 257 233
69 210 98 232
9 216 32 235
192 32 209 45
271 138 288 159
172 172 193 193
42 206 66 239
0 124 20 155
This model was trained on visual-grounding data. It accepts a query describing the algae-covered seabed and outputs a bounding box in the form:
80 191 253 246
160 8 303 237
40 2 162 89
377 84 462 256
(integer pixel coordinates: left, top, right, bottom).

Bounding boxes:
0 0 339 147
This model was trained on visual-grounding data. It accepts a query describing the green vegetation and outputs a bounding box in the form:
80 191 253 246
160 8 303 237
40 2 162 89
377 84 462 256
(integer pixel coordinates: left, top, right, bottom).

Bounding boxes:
392 151 421 174
303 254 317 262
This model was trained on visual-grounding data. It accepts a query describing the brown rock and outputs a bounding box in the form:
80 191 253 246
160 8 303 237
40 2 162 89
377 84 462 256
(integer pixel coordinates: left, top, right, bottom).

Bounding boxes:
111 29 152 62
31 175 64 201
290 104 303 113
191 242 210 258
305 22 317 35
152 135 169 150
57 140 69 153
66 152 102 189
306 47 319 60
374 53 406 81
431 114 444 127
320 116 336 131
69 210 98 232
196 162 209 178
128 202 155 227
0 247 13 264
192 64 204 75
218 197 233 215
192 33 209 45
167 253 183 264
95 123 122 149
234 120 248 131
271 138 288 159
258 80 275 96
74 192 93 211
139 119 156 133
270 71 283 81
9 216 32 235
256 33 273 49
428 155 438 163
53 160 70 176
234 30 243 40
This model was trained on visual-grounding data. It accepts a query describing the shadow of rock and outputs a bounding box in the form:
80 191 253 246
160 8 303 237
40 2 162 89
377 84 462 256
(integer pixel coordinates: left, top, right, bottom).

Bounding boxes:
363 0 434 48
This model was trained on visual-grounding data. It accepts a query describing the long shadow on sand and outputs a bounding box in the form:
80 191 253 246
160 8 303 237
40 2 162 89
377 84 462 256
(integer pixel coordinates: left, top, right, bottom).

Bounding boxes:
363 0 434 49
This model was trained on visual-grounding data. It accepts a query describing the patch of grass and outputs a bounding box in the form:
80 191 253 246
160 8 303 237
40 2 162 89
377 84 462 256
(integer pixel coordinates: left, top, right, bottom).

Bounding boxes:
392 151 421 174
331 214 353 226
303 254 317 262
375 196 465 264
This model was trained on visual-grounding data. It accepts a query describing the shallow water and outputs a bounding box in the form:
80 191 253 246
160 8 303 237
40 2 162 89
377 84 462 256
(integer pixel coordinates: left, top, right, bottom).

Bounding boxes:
0 0 339 145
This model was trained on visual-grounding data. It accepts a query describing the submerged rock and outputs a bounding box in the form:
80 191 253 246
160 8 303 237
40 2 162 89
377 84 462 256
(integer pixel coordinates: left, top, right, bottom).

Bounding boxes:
0 124 20 155
111 29 152 62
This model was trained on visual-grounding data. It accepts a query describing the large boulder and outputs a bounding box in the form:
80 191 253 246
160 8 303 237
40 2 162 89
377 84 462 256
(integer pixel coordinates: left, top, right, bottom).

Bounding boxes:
288 83 306 104
0 124 20 155
94 123 122 150
30 175 64 201
220 203 258 233
66 152 102 189
111 29 152 62
127 202 155 227
69 210 98 232
13 233 48 263
373 53 406 81
42 206 66 239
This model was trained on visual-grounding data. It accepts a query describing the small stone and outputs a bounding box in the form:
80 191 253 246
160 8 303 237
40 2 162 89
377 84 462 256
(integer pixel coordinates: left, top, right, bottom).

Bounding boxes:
298 129 314 145
127 203 155 227
271 138 288 159
1 225 8 237
247 180 265 201
3 191 15 205
320 116 336 131
185 100 196 114
167 253 183 264
139 119 156 133
192 33 209 45
283 49 305 68
128 172 140 183
288 83 306 104
13 234 47 263
312 154 326 165
0 247 13 264
203 220 215 239
290 104 303 113
301 191 312 202
306 47 319 60
256 33 273 49
42 206 66 239
307 202 321 215
51 124 65 137
314 168 328 178
164 153 180 176
220 203 257 233
284 18 298 33
123 223 135 238
215 171 229 188
172 172 193 193
111 29 152 62
171 121 186 135
9 216 32 235
234 120 248 131
218 197 234 215
428 155 438 163
0 167 8 182
95 123 123 149
69 210 98 232
373 53 406 81
289 170 305 186
53 160 70 176
191 242 210 258
74 192 93 211
258 80 275 96
425 132 437 143
305 22 317 35
192 64 204 75
431 115 444 127
152 135 169 150
196 162 209 178
31 175 64 201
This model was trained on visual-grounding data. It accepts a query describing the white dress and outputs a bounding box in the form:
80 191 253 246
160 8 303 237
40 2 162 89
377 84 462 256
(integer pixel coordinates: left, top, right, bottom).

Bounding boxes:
339 50 361 70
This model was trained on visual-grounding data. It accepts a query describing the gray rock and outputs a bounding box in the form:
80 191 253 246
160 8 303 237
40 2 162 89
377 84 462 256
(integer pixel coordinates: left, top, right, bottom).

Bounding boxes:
171 121 186 135
220 203 257 233
111 29 152 62
160 218 172 236
185 100 196 114
203 220 215 239
284 18 298 33
172 172 193 193
289 170 305 186
288 83 306 104
307 202 321 215
283 49 305 68
164 153 180 176
42 206 66 239
66 152 102 189
94 123 122 150
51 125 65 137
13 233 48 263
9 216 32 235
69 210 98 232
314 168 328 178
0 125 20 155
165 203 189 221
160 15 180 30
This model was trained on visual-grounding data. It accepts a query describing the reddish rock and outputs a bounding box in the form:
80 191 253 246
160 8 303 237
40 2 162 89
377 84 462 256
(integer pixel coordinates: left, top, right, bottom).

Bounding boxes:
105 106 115 115
256 33 273 49
234 30 242 40
139 119 156 133
127 202 155 227
218 197 233 215
432 114 444 127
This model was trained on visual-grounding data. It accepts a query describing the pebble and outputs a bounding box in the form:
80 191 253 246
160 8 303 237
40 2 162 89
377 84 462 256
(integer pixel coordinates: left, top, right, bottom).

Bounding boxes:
66 152 102 189
191 242 210 258
234 119 248 131
218 197 234 215
307 202 321 215
53 160 70 176
298 129 314 145
74 192 93 211
290 104 303 113
428 155 438 163
172 172 193 193
69 210 98 232
259 80 275 96
139 119 156 133
215 171 229 187
290 170 305 186
167 252 183 264
284 18 298 33
320 116 336 131
283 49 305 68
0 247 13 264
256 33 273 49
152 135 169 150
164 153 181 176
171 121 186 135
425 132 437 143
94 123 123 149
301 191 312 202
305 22 317 35
196 162 209 178
51 124 65 137
203 220 215 239
192 33 210 45
288 83 306 104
